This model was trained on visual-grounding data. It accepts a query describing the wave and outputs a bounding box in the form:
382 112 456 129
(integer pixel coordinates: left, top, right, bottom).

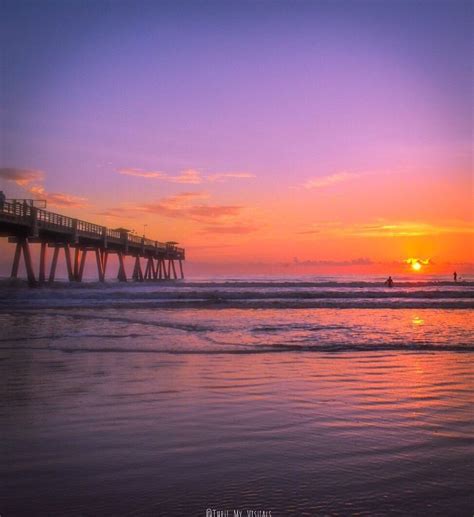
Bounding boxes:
1 278 473 289
3 289 469 299
0 277 472 310
0 291 474 312
0 299 472 310
1 342 473 354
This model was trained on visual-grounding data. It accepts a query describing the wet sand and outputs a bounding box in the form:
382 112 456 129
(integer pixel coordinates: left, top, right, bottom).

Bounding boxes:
1 346 473 515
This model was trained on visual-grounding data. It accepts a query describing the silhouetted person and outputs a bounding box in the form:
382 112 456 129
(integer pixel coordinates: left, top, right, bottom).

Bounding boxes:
0 191 5 211
385 276 394 288
453 271 457 283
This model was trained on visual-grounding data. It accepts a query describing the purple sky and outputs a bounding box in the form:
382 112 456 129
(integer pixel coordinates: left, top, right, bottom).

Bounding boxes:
0 0 472 271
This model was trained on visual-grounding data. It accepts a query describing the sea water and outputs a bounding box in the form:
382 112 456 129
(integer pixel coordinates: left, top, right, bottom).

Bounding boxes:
1 276 473 515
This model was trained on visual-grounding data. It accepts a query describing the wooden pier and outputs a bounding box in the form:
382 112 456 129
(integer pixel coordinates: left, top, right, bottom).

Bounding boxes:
0 199 185 285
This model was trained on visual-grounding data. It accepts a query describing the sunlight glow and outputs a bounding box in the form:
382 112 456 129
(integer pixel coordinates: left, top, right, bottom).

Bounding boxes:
406 258 430 273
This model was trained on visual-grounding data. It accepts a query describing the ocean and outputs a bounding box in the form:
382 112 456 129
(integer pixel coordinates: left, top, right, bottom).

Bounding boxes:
1 275 473 515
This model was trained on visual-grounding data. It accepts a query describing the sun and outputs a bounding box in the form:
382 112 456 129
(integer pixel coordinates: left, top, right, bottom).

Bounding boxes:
406 257 429 272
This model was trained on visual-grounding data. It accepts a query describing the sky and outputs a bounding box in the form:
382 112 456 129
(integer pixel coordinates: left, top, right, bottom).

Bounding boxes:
0 0 472 275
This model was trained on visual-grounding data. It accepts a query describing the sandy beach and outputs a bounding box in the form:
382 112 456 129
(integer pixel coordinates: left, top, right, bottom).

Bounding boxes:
1 278 473 515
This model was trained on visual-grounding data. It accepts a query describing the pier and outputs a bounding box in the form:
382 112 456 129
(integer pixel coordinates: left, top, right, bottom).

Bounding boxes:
0 199 185 285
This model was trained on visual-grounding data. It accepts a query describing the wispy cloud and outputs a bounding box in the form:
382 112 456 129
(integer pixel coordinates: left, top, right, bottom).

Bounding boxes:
200 224 258 234
186 205 242 219
138 201 243 222
0 167 87 208
161 191 210 205
207 172 255 182
302 171 360 189
116 168 255 185
121 191 243 224
28 185 87 208
298 220 474 238
0 167 44 186
117 168 167 179
291 257 374 266
170 169 202 184
117 167 202 183
103 191 257 236
188 243 238 250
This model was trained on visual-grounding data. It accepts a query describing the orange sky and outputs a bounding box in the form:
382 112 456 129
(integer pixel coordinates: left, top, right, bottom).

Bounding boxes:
0 1 472 276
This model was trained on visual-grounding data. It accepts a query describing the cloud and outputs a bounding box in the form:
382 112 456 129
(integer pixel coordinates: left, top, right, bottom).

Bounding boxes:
200 224 258 234
0 167 44 186
187 205 242 218
145 192 210 211
116 167 202 184
405 257 431 266
170 169 202 184
303 172 360 189
164 191 210 204
138 200 243 222
121 190 242 223
298 220 474 238
188 244 238 250
96 207 141 219
28 185 87 208
349 221 474 237
291 257 374 267
116 168 255 184
206 172 255 182
0 167 87 208
105 191 256 234
117 168 167 179
297 229 320 235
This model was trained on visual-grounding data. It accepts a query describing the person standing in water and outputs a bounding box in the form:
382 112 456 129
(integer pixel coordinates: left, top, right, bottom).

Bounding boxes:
453 271 458 283
385 276 394 288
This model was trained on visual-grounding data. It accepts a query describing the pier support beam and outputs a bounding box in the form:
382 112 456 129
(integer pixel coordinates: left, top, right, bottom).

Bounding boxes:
64 244 74 281
157 259 163 279
73 247 80 280
5 235 184 285
39 242 47 283
71 247 88 282
144 258 155 280
22 240 36 285
132 256 144 281
117 252 127 282
154 259 159 280
10 242 22 279
48 243 74 282
49 247 60 282
170 259 177 279
95 249 107 282
152 259 159 280
10 238 37 285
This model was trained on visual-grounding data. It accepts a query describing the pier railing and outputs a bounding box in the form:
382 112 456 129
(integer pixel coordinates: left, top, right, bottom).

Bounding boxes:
0 200 184 255
0 198 185 284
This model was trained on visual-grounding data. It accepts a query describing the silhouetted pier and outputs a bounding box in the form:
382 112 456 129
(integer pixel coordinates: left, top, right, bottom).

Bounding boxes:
0 199 185 285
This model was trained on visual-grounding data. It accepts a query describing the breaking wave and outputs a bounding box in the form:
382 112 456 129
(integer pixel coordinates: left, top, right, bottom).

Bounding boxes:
0 277 473 310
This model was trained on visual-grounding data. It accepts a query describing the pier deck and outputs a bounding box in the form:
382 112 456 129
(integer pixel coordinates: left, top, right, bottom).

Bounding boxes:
0 200 185 285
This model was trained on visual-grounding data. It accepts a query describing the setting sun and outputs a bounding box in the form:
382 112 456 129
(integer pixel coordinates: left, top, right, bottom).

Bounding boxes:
406 258 430 272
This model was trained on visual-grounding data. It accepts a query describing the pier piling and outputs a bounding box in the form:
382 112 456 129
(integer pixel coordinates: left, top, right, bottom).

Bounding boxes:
0 200 185 284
